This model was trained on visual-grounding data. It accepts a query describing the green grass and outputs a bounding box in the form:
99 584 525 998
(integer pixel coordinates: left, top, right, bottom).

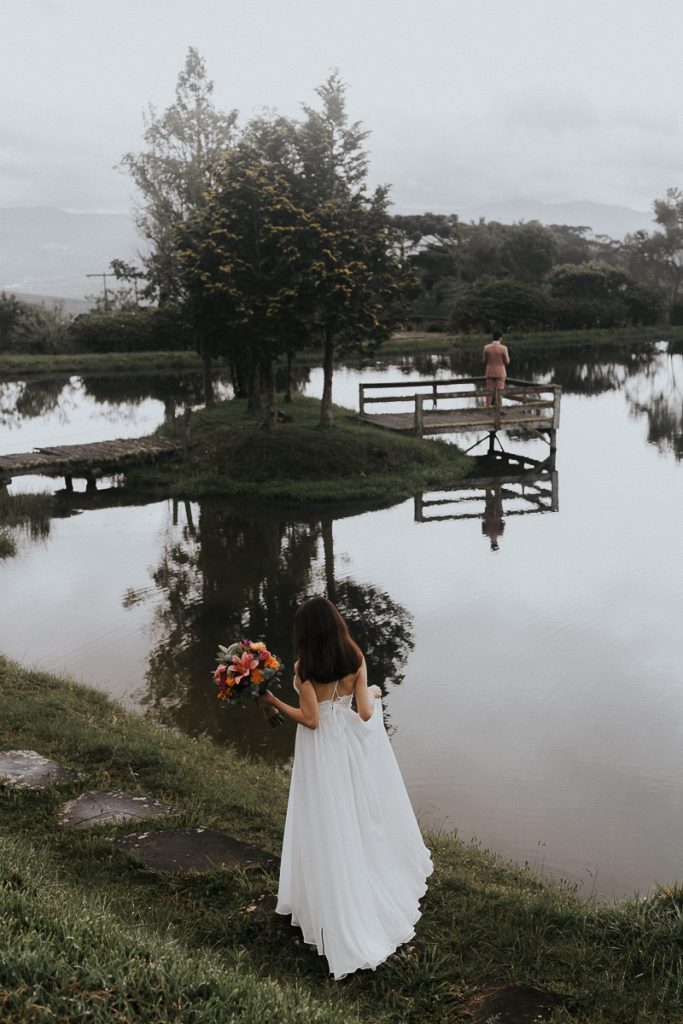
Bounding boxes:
0 491 55 559
0 350 203 377
126 393 470 504
1 655 683 1023
2 324 679 380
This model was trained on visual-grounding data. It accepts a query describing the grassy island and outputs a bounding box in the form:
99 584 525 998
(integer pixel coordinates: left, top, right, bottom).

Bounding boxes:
126 394 470 505
1 656 682 1023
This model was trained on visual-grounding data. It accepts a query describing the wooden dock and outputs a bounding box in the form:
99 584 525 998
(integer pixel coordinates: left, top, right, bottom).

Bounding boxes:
358 377 561 450
0 436 181 490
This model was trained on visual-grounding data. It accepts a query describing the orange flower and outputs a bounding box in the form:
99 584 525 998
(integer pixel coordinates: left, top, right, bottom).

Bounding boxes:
250 641 266 651
265 657 280 670
250 669 265 684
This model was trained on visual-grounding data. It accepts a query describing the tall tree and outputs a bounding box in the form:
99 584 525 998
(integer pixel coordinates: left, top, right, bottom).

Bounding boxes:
293 73 408 426
177 144 321 428
120 48 237 306
623 188 683 321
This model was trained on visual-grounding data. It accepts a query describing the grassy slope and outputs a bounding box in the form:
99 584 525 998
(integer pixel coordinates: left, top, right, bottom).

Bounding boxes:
126 394 470 504
1 656 682 1023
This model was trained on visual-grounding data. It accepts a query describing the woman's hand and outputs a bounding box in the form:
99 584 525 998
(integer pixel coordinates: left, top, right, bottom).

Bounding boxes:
369 685 382 700
258 691 277 708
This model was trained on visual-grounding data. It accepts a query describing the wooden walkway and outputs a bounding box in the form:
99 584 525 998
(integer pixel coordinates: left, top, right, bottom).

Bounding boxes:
0 436 181 488
358 377 561 448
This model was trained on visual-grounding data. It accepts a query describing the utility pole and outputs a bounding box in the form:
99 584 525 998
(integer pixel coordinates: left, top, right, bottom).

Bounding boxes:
86 272 115 311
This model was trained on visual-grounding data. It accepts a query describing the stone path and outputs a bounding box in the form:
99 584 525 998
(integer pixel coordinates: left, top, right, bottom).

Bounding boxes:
58 790 176 829
1 748 278 878
469 984 571 1024
0 749 72 788
115 827 279 874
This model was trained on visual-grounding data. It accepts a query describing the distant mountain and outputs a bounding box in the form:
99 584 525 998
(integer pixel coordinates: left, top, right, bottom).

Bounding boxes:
454 200 654 239
0 201 659 306
0 206 141 301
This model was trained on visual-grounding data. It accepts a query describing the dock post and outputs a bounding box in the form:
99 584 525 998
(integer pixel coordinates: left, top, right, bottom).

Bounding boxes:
494 386 502 431
358 384 365 418
64 475 73 492
552 386 561 432
414 394 425 436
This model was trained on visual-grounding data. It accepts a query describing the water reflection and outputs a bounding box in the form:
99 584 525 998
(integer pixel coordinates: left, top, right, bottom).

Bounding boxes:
415 452 559 554
422 342 662 396
129 501 413 759
0 371 232 458
2 339 683 894
0 376 72 428
624 352 683 460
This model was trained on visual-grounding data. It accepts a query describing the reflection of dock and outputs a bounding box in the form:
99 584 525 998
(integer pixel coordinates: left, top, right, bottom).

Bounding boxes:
0 437 180 489
415 453 559 534
359 377 561 450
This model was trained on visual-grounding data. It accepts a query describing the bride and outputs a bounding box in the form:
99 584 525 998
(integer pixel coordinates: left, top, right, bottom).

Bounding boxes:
260 596 432 980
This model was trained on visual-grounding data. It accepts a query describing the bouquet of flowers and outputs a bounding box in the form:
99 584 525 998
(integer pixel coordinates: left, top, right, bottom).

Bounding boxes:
213 639 285 727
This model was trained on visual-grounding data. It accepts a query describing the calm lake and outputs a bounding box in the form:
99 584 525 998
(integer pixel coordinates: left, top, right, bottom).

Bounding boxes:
2 343 683 898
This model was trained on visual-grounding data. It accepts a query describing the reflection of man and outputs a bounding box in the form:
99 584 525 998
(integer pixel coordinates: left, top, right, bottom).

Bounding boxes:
483 329 510 406
482 483 505 551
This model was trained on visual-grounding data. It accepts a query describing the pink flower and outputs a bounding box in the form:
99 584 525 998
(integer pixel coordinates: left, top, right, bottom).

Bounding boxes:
230 651 260 682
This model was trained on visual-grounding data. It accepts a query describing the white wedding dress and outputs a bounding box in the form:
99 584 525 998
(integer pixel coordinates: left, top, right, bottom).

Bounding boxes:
276 681 433 980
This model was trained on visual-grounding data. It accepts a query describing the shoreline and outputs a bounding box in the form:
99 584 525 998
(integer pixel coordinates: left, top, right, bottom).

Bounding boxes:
1 653 682 1022
1 324 681 378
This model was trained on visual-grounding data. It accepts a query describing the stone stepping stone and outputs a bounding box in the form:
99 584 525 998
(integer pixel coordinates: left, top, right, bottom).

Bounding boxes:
58 790 175 829
0 749 71 789
114 826 279 875
470 984 570 1024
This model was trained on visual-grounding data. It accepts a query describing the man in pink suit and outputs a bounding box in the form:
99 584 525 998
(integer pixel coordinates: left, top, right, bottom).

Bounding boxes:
483 329 510 406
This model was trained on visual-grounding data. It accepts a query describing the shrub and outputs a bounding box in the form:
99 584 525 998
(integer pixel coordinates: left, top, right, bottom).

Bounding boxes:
69 305 192 353
450 277 554 332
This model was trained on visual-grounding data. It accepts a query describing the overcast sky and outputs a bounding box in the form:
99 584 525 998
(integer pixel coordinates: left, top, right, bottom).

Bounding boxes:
2 0 682 216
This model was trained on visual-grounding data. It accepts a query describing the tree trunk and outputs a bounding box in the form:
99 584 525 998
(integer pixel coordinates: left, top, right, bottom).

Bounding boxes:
261 344 278 431
322 517 336 601
201 344 214 406
319 325 335 427
231 345 250 399
247 352 262 414
284 350 293 403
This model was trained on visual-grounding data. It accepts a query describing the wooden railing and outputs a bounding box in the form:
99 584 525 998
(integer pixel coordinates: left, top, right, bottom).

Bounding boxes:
358 377 561 435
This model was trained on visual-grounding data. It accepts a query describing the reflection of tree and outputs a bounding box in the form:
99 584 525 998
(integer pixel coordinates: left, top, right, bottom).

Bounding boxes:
334 580 413 690
133 501 413 761
81 372 209 408
621 352 683 460
635 394 683 459
447 344 658 396
0 377 71 427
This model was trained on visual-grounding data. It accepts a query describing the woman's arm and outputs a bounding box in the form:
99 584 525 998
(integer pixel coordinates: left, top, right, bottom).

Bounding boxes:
260 678 320 729
354 658 380 721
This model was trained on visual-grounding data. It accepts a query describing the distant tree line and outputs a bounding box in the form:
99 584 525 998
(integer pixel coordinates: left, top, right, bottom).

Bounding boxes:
393 193 683 333
5 49 683 423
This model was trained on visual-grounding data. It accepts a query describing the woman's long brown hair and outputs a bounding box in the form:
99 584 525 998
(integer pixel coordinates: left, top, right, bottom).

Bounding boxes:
294 596 362 684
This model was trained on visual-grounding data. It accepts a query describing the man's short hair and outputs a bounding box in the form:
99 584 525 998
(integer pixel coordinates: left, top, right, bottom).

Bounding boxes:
492 329 503 340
